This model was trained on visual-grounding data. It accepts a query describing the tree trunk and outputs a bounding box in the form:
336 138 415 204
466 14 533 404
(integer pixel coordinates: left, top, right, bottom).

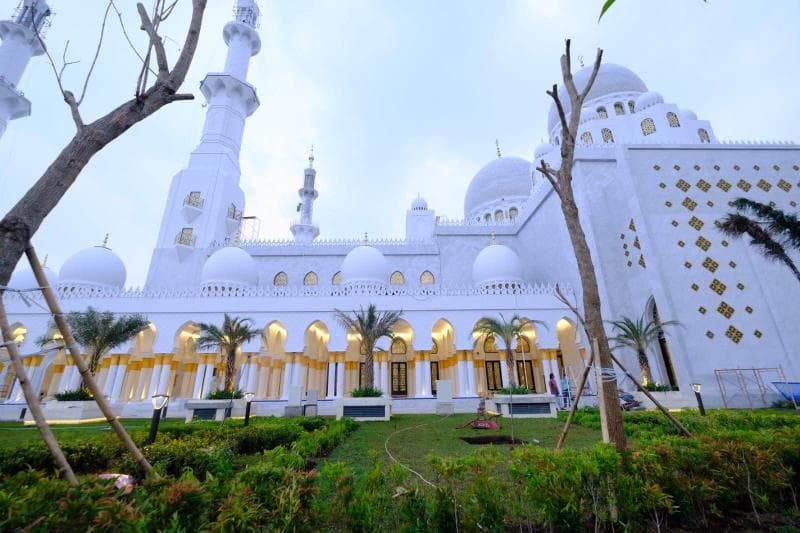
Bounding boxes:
364 341 375 390
26 246 155 477
0 296 78 485
505 347 518 389
224 346 236 392
637 349 652 385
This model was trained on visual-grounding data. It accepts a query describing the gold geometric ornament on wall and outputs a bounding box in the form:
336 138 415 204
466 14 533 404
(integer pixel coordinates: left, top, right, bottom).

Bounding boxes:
688 216 704 231
696 179 711 192
716 179 732 192
682 197 698 211
702 256 719 272
725 325 743 344
736 179 752 192
695 236 712 251
710 279 726 295
717 301 735 319
757 179 772 192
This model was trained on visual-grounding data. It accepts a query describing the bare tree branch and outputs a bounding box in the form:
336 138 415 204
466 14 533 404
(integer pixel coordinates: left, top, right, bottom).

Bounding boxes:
77 1 114 106
137 3 169 81
546 84 570 145
579 48 604 102
536 159 562 200
109 0 157 78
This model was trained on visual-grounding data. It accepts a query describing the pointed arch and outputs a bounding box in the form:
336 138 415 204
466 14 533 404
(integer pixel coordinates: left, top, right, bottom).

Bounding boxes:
666 111 680 127
420 271 435 285
596 106 608 119
273 272 288 286
641 118 656 136
331 271 342 285
303 271 318 286
390 271 405 285
613 102 625 115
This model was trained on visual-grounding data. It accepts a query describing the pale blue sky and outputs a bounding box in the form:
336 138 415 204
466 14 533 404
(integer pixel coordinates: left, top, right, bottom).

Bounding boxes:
1 0 798 286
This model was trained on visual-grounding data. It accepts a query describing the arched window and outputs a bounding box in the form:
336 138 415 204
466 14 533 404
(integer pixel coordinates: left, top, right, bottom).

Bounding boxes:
390 271 405 285
494 210 505 222
483 335 498 353
332 271 342 285
484 213 491 222
420 271 435 285
628 100 636 113
303 271 318 285
273 272 288 286
601 128 614 143
667 112 680 128
515 336 532 353
391 338 407 354
580 131 593 144
431 340 438 354
641 118 656 136
596 106 608 119
509 207 519 221
698 128 710 143
614 102 625 115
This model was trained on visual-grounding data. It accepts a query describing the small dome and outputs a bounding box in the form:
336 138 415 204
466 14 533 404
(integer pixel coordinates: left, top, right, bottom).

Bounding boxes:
201 246 258 287
472 242 524 288
679 109 697 122
548 63 648 132
464 156 532 219
634 91 664 112
411 195 428 211
9 267 59 291
534 142 555 159
60 246 126 289
341 244 389 285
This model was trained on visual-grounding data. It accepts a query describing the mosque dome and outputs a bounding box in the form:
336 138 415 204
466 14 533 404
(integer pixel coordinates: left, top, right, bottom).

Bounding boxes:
341 244 389 285
679 109 697 122
59 246 127 289
201 246 258 287
634 91 664 112
547 63 648 132
534 142 555 159
464 156 533 219
472 242 524 288
410 195 428 211
8 266 59 291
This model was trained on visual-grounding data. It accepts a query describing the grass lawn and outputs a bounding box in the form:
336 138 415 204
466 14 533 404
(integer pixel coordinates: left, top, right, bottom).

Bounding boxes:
325 413 602 478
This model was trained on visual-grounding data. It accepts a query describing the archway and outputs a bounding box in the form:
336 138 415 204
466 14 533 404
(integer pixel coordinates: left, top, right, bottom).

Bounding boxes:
428 319 456 397
301 321 330 398
262 321 287 398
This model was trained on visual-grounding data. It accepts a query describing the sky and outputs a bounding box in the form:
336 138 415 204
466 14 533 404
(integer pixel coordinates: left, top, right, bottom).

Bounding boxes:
1 0 799 286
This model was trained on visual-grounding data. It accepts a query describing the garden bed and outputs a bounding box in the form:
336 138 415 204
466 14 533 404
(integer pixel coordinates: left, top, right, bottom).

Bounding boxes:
460 435 524 445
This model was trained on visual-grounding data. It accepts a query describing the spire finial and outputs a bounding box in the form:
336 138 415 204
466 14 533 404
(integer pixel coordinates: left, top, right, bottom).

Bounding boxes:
363 232 368 244
101 233 110 248
490 232 496 245
495 139 502 158
308 145 315 168
42 254 48 268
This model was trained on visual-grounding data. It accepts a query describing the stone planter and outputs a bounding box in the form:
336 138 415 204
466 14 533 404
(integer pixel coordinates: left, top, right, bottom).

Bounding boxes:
336 396 392 421
24 400 108 424
184 399 245 422
633 391 696 410
489 394 557 418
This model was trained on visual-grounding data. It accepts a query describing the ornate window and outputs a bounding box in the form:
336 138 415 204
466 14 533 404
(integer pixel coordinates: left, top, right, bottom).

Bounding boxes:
273 272 288 286
698 128 710 143
580 131 593 144
303 271 318 285
431 340 438 354
420 271 435 285
596 106 608 119
176 227 195 246
226 203 239 220
508 207 518 221
390 271 405 285
184 191 203 208
601 128 614 143
483 335 498 353
614 102 625 115
494 210 505 222
391 338 407 354
484 213 491 222
628 100 636 113
641 118 656 136
515 336 532 353
332 271 342 285
667 112 680 127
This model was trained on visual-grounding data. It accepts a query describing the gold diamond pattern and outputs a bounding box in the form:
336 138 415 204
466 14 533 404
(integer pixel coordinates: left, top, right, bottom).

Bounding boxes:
659 182 667 189
628 219 637 231
682 197 698 211
698 306 707 314
691 283 700 291
638 255 646 268
706 331 715 339
696 179 711 192
717 301 735 319
754 330 763 338
737 282 745 290
745 306 753 314
729 261 737 268
725 325 743 344
710 279 727 295
717 179 732 192
702 256 719 272
737 179 752 192
757 179 772 192
696 236 712 251
688 216 704 231
633 236 641 249
684 261 692 269
778 179 792 192
676 179 691 192
678 240 685 247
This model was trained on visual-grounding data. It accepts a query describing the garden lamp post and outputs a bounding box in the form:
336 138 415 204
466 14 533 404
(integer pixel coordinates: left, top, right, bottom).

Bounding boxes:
691 382 706 416
243 391 255 426
147 394 169 444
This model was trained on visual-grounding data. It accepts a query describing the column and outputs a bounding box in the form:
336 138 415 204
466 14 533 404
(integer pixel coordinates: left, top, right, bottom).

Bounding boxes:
466 354 477 396
148 356 163 398
135 358 154 401
257 360 270 398
326 360 336 398
380 357 389 396
102 356 119 397
246 358 258 394
281 356 293 398
156 356 173 395
414 354 424 397
67 356 83 390
421 354 432 397
110 356 129 402
192 356 207 398
500 360 510 390
335 357 345 398
542 359 553 393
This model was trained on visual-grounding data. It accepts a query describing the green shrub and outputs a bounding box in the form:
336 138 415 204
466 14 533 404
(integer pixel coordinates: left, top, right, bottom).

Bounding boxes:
121 435 234 480
0 437 121 476
53 388 93 401
350 386 383 397
206 388 243 399
230 423 303 455
498 386 533 394
644 382 676 392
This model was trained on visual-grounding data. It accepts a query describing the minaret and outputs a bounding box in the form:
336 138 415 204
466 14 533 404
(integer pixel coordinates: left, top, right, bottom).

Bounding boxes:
0 0 51 140
290 148 320 243
146 0 261 289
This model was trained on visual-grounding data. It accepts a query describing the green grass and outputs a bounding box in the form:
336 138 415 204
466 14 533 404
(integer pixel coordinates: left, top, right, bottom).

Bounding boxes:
325 413 601 477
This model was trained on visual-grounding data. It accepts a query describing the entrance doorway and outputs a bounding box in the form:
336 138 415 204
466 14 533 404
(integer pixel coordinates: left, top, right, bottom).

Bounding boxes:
516 360 534 391
485 361 503 391
391 362 408 396
430 361 439 395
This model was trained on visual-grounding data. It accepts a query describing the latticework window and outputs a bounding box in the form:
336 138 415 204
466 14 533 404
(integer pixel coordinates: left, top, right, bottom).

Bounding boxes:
597 106 608 119
601 128 614 143
688 216 704 231
509 207 518 221
701 256 718 271
682 197 698 211
641 118 656 136
273 272 288 286
332 271 342 285
628 100 636 113
778 179 792 192
303 272 318 286
614 102 625 115
666 112 680 127
390 271 405 285
580 131 593 144
391 338 407 354
737 179 752 192
494 210 505 222
698 128 710 143
696 237 712 252
420 271 435 285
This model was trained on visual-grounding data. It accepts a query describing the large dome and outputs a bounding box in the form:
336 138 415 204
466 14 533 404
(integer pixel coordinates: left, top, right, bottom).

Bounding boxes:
472 242 524 288
341 244 389 285
9 266 59 291
464 156 532 220
547 63 648 132
201 246 258 287
59 246 126 289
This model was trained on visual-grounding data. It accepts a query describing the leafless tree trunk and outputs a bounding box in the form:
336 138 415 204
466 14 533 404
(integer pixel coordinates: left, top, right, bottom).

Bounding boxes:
0 297 78 485
537 40 626 451
0 0 207 290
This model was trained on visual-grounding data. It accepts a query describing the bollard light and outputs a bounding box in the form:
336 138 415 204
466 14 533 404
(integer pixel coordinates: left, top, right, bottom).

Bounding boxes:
147 394 169 444
243 391 255 426
690 383 706 416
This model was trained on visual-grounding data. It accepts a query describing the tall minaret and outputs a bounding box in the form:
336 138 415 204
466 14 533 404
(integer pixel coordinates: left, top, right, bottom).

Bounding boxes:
290 148 320 243
0 0 51 140
146 0 261 289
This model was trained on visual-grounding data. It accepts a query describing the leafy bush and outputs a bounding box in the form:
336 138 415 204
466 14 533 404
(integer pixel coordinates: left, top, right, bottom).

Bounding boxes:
229 423 303 455
206 388 243 400
0 437 121 476
644 382 676 392
53 388 93 401
498 386 533 394
350 387 383 397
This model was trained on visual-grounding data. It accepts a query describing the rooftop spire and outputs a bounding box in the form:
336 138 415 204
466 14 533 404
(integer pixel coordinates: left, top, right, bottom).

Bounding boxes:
490 232 496 245
101 233 110 248
363 232 369 244
495 139 502 158
308 145 315 168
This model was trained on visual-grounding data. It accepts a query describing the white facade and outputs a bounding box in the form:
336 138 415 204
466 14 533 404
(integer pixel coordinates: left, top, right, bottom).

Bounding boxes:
2 7 799 416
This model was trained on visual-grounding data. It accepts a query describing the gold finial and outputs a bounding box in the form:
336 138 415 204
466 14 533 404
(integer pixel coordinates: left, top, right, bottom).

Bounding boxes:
308 145 315 168
42 254 48 268
495 139 502 158
101 233 110 248
363 232 368 244
490 232 496 244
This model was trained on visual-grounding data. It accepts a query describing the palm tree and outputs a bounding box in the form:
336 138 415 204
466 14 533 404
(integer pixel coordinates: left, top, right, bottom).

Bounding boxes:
609 311 681 386
197 314 262 393
41 307 149 383
717 198 800 283
334 304 403 391
472 314 540 390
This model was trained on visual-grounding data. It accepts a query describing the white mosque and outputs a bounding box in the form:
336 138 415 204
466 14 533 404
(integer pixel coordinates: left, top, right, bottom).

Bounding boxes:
1 0 798 418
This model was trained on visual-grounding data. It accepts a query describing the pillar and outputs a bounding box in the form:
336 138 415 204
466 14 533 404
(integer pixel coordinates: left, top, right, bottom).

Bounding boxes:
110 355 129 402
157 355 173 395
335 357 345 398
